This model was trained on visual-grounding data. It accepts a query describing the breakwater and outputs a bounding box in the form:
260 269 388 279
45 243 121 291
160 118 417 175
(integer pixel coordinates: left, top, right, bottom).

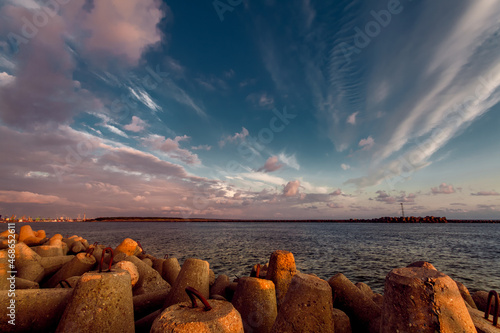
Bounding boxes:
1 224 499 332
29 221 500 294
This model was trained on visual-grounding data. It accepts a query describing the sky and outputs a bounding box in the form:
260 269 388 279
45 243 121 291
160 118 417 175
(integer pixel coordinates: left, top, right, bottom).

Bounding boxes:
0 0 499 220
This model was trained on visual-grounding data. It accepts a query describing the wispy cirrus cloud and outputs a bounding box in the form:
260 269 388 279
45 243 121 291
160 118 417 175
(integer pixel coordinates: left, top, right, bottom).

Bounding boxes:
327 1 500 188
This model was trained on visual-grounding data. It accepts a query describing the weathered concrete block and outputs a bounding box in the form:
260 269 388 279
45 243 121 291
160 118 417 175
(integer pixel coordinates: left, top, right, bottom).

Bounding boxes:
232 277 277 333
56 269 134 333
272 273 335 333
163 258 209 308
0 289 72 333
328 273 381 333
151 299 244 333
381 267 476 333
265 250 296 309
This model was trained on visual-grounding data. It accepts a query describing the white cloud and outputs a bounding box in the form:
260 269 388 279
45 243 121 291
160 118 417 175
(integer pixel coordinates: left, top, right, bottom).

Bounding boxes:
278 152 300 170
219 127 249 147
0 72 15 87
104 124 129 138
128 87 161 112
347 111 359 125
359 136 374 151
341 163 350 170
241 172 286 186
191 145 212 151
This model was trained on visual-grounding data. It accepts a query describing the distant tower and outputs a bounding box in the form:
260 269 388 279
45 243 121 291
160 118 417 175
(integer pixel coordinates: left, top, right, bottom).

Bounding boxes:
400 203 405 218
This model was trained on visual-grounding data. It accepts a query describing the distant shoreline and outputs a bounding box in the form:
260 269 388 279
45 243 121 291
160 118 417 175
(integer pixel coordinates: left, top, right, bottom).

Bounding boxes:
85 217 500 223
4 217 499 223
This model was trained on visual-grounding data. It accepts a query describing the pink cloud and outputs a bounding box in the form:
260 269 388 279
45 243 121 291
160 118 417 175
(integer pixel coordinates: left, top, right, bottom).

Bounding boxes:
431 183 456 194
258 156 284 173
0 190 61 204
283 180 300 197
65 0 165 65
124 116 146 132
471 190 500 196
329 189 342 196
142 134 200 165
0 5 99 129
327 202 344 209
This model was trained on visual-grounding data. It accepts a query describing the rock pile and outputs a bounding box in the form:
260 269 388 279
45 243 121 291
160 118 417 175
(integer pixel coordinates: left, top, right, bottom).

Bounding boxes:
1 225 499 332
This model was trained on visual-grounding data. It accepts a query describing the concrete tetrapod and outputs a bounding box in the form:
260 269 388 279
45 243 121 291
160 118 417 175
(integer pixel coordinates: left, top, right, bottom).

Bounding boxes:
0 288 73 333
0 250 8 290
328 273 381 333
133 289 170 321
332 308 352 333
163 258 210 309
15 277 39 289
44 252 96 288
151 287 244 333
34 243 64 257
14 242 46 282
115 260 140 287
18 225 47 246
115 238 142 257
380 267 477 333
271 273 335 333
124 255 170 295
153 258 166 276
162 257 181 286
456 280 477 309
56 249 135 333
39 255 74 277
265 250 296 309
210 274 230 298
232 277 277 333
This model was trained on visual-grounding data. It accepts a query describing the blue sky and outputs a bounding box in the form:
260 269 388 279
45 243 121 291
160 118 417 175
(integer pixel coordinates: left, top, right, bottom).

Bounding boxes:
0 0 499 219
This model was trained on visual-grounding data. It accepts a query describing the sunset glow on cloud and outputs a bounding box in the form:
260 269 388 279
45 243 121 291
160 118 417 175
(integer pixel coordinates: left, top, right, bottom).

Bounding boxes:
0 0 499 219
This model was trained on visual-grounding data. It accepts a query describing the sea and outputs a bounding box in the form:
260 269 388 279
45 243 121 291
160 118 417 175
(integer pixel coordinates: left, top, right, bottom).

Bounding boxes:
14 222 500 294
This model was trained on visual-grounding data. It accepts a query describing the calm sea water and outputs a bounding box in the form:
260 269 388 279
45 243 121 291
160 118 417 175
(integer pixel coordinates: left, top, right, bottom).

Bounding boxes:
14 222 500 293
